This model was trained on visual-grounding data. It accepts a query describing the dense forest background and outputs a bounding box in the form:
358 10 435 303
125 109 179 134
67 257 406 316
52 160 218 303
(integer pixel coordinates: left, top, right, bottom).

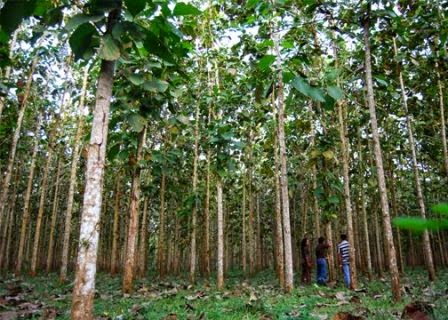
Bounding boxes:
0 0 447 319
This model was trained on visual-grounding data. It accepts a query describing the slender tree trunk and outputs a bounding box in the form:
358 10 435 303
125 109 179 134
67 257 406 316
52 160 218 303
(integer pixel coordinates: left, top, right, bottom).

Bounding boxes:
0 192 14 269
248 134 255 276
393 38 435 280
46 157 62 273
436 64 448 177
4 189 17 271
359 177 373 279
335 65 357 289
157 174 166 278
30 130 56 276
272 89 285 287
241 178 247 273
71 7 120 316
123 126 146 293
310 103 321 240
0 30 17 119
111 173 122 276
15 113 42 275
363 13 401 301
190 98 200 284
256 195 262 271
0 57 38 228
274 172 285 288
60 64 90 282
216 178 224 290
274 35 293 293
204 140 211 279
138 197 149 277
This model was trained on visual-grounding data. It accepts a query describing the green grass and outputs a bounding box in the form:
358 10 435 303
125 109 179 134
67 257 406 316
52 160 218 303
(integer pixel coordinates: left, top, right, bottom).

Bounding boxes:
0 268 447 319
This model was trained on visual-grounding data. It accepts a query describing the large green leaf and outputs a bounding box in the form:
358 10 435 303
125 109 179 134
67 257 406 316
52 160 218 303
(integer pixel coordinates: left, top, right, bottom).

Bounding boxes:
173 3 201 16
65 14 103 31
291 76 325 102
124 0 146 16
143 79 169 93
0 0 37 34
258 55 276 71
327 86 344 101
128 114 147 132
99 34 121 61
69 23 100 61
127 74 144 86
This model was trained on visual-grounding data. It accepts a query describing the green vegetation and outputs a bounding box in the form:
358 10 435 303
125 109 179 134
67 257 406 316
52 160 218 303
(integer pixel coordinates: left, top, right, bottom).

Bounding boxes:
1 269 447 319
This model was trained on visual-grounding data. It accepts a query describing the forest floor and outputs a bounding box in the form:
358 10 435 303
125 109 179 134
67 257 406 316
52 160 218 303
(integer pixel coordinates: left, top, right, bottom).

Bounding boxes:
0 268 447 319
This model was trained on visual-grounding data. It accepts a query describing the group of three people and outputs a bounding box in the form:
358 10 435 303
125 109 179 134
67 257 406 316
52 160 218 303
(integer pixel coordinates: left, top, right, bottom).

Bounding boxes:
300 234 351 288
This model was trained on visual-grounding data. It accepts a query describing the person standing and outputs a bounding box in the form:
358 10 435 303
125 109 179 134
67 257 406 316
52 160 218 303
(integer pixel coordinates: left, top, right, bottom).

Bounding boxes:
338 234 351 288
300 235 312 284
315 237 330 285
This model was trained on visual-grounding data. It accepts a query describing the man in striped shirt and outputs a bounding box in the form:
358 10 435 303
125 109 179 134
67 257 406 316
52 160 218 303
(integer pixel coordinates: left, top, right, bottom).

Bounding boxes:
337 234 351 288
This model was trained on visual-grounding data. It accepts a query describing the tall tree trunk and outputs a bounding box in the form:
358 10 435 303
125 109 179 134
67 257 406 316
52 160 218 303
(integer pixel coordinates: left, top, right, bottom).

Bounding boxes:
111 173 122 276
138 197 149 277
274 35 293 293
256 195 262 271
241 177 247 273
203 135 211 279
30 128 56 276
393 38 436 280
363 12 401 301
0 57 38 229
272 89 285 287
123 126 146 293
46 157 62 273
157 174 166 278
436 62 448 177
248 133 255 276
71 7 120 317
0 30 18 119
216 178 224 290
335 47 357 288
359 176 373 279
190 98 200 284
60 64 90 282
15 112 42 275
310 103 321 240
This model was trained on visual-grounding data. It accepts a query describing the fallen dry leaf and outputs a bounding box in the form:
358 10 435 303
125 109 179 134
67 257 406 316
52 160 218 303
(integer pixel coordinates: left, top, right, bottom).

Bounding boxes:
401 301 435 320
332 311 365 320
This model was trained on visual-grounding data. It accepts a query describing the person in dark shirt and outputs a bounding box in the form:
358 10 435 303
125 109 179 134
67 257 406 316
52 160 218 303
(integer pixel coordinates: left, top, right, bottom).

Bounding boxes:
300 235 312 284
315 236 331 285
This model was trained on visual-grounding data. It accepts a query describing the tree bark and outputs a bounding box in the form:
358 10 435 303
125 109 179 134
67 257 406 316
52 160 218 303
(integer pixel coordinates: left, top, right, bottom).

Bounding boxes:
30 127 56 276
393 37 435 280
71 6 120 314
15 112 42 275
0 57 38 229
190 98 200 284
272 88 285 287
138 197 149 277
46 157 62 273
157 174 166 278
0 30 18 119
363 13 401 301
111 173 122 276
241 178 247 274
334 44 357 288
60 64 90 282
123 126 146 293
216 178 224 290
274 34 294 293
